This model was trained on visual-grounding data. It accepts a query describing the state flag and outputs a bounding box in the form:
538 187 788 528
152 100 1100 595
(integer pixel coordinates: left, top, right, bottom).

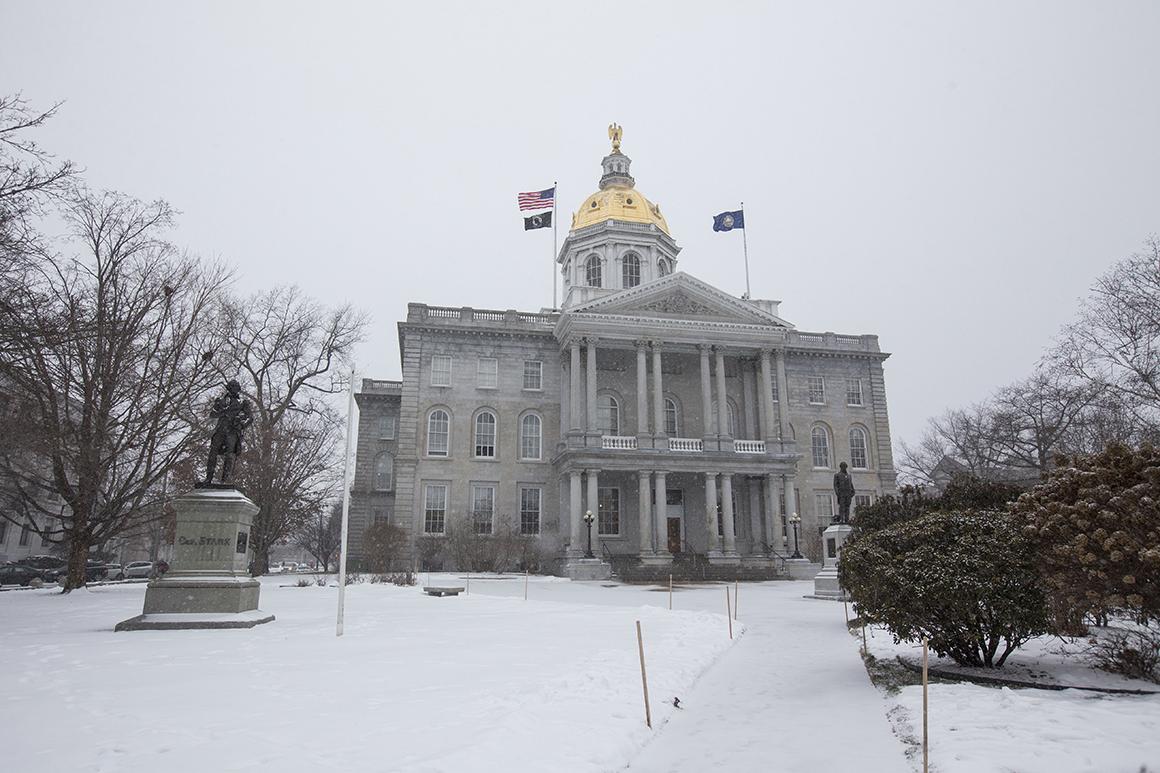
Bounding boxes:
524 211 552 231
712 210 745 232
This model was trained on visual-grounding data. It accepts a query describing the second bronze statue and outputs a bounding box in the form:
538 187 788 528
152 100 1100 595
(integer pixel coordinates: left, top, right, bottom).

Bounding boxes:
204 379 253 485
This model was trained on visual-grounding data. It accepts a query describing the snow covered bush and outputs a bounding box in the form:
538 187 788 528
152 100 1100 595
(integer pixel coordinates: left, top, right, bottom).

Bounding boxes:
363 522 408 572
1011 443 1160 629
840 510 1049 667
1087 625 1160 683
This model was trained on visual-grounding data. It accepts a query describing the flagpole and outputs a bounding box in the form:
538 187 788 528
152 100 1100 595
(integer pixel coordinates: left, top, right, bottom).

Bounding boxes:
336 367 356 638
552 180 558 310
740 201 751 299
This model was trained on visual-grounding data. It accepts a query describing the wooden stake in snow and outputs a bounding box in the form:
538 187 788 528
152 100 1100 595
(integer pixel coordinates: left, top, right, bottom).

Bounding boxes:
725 586 733 639
466 577 470 595
843 598 850 624
636 620 652 729
734 579 739 620
861 618 868 654
922 637 929 773
524 568 529 601
668 573 673 610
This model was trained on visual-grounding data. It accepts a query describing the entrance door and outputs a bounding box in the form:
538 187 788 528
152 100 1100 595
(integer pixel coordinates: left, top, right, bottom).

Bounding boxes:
665 489 684 553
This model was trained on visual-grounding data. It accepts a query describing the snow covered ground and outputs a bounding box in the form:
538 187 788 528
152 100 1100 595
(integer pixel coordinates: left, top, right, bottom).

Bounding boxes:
3 577 1158 772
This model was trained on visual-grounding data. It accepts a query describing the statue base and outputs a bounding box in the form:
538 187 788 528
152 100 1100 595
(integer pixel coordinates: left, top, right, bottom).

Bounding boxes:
811 523 854 600
564 558 612 581
116 487 273 631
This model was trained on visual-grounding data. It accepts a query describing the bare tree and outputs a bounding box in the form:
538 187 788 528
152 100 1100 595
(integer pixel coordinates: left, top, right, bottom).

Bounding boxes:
0 93 77 273
989 369 1104 470
214 286 366 575
296 502 342 572
1053 237 1160 431
0 189 230 589
897 403 1004 485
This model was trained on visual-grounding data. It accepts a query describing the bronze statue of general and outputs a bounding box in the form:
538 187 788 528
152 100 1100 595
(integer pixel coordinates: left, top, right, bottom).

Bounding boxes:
203 379 253 485
833 461 856 524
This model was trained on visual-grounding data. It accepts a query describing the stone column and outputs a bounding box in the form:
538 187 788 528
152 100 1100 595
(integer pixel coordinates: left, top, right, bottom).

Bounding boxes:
636 341 649 439
560 355 570 440
638 470 653 555
764 473 784 549
783 473 799 526
715 348 730 439
704 472 721 555
651 342 664 441
569 471 582 556
586 469 600 538
569 341 582 432
585 338 598 437
699 344 713 443
721 474 738 555
774 348 791 446
759 348 777 443
748 478 763 554
654 470 670 555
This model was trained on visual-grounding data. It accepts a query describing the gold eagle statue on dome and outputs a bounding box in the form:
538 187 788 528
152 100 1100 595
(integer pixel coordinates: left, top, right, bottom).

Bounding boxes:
608 123 623 152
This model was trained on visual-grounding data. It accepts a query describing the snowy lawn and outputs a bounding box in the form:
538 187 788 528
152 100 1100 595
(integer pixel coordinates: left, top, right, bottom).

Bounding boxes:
862 624 1160 773
2 575 737 773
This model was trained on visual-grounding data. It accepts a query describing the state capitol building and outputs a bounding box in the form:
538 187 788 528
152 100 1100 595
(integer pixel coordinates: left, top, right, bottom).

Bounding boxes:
351 130 897 577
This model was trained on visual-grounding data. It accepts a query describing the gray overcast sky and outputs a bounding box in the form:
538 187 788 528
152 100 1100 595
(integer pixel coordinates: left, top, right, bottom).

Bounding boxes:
3 1 1159 450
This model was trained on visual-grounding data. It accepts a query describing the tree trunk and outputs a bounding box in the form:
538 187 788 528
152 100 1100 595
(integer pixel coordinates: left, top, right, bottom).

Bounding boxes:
251 545 270 576
64 536 89 592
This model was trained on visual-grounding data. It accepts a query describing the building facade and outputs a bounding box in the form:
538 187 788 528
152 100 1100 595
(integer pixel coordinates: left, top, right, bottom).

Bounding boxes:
351 132 897 573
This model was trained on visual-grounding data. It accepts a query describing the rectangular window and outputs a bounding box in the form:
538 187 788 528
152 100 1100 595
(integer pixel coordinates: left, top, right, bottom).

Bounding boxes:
854 493 873 513
430 356 452 387
377 415 397 439
471 484 495 534
41 530 50 547
0 520 7 544
846 378 863 407
522 360 542 391
598 487 620 536
808 376 825 405
423 484 448 535
477 358 498 389
372 508 392 524
815 493 834 522
771 378 779 403
519 487 541 536
19 523 32 546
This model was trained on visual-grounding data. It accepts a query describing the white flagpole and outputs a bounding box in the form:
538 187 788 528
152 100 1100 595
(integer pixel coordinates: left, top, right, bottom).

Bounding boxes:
552 181 558 310
336 368 357 637
740 201 751 299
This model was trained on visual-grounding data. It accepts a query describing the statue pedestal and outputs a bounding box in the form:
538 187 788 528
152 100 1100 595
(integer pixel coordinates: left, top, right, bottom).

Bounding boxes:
810 523 853 601
564 558 612 581
116 487 274 631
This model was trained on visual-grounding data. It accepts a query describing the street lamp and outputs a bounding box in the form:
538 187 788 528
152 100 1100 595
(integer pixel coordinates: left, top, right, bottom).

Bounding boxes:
582 510 596 559
789 512 803 559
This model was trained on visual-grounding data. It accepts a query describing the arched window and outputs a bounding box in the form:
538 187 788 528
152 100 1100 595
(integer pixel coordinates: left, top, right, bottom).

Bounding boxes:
373 453 393 491
811 426 831 468
664 397 679 436
585 255 602 288
597 394 619 435
427 409 450 457
622 253 641 288
520 413 542 460
711 400 738 437
474 410 497 458
657 258 670 277
849 426 869 469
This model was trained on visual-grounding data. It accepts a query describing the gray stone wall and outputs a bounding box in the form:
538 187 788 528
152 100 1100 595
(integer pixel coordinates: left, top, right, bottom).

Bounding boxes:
350 382 401 562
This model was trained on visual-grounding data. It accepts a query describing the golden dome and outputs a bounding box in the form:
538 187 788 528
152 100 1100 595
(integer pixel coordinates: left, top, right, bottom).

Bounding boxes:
571 183 671 235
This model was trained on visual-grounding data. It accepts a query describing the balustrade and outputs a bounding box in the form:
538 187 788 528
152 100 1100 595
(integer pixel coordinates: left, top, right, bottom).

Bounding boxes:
601 435 638 450
668 437 704 452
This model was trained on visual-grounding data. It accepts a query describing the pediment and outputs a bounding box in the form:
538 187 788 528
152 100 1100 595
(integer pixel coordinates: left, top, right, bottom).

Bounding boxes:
566 272 792 328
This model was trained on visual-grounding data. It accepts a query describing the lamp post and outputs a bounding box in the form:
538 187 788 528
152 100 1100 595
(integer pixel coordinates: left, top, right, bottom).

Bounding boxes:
583 510 596 559
789 513 803 559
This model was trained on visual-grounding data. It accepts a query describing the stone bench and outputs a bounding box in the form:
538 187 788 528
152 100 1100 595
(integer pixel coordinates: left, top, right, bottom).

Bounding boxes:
423 586 465 597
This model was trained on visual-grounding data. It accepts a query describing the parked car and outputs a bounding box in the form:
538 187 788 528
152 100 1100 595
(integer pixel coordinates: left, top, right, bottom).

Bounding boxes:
124 561 153 579
0 562 43 586
16 555 67 582
103 563 124 580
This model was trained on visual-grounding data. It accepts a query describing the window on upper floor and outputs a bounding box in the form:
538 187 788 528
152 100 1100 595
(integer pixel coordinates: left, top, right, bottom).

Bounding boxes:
474 411 497 458
664 398 679 436
477 358 498 389
585 256 602 287
622 253 641 288
523 360 543 391
427 409 450 456
811 426 831 468
771 378 779 403
373 453 394 491
657 258 670 277
430 356 452 387
846 378 864 406
377 415 396 439
808 376 826 405
520 413 542 460
849 427 869 469
597 394 619 435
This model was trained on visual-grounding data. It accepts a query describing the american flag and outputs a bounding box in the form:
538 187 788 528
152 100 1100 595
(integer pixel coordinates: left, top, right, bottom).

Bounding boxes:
517 186 555 211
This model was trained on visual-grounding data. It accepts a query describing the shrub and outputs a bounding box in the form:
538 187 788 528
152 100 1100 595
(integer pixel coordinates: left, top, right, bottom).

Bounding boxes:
1087 625 1160 683
1011 443 1160 629
840 509 1049 667
363 522 408 573
295 577 313 587
851 489 926 536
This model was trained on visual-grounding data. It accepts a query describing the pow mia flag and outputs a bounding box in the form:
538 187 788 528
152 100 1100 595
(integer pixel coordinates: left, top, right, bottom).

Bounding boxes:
523 211 552 231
